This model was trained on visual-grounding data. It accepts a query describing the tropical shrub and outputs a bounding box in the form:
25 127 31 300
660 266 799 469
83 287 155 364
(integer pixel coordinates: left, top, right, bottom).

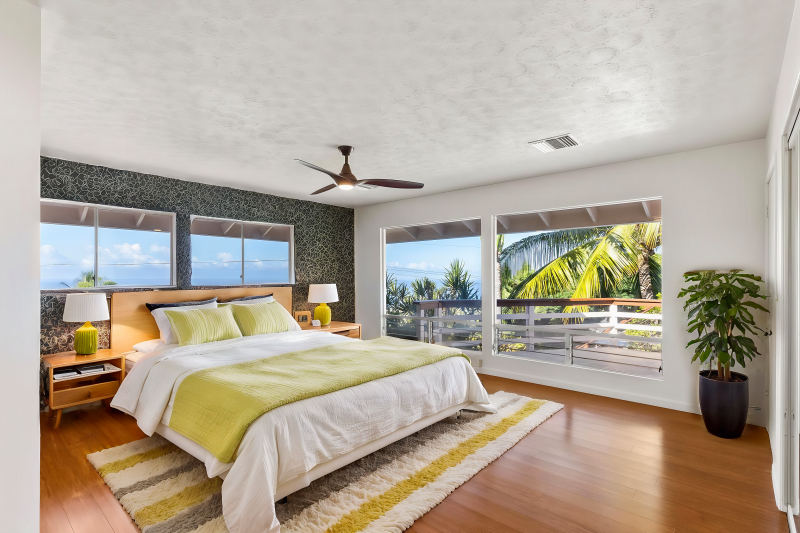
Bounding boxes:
74 270 117 287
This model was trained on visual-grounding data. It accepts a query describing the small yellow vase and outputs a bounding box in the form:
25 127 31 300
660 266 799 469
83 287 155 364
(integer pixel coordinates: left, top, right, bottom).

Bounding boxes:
74 321 98 355
314 303 332 326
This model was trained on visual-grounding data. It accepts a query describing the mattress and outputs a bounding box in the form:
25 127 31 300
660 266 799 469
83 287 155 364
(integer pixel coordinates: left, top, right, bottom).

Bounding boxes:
124 351 143 373
124 351 142 373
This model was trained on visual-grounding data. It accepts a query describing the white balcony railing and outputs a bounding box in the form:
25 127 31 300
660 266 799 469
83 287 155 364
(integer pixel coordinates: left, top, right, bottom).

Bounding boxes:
384 298 662 379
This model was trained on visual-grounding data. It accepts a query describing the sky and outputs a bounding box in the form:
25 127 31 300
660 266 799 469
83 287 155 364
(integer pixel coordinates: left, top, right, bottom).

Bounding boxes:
191 235 290 285
43 222 659 290
386 236 482 291
40 223 290 289
384 228 663 295
384 233 538 290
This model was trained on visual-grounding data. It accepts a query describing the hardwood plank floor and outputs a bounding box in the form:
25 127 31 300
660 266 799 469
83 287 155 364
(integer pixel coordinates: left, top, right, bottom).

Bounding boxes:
40 374 785 533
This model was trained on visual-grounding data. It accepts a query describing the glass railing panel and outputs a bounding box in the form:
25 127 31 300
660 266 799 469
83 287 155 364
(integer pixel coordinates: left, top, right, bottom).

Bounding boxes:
431 317 482 352
496 325 567 364
385 315 430 342
571 334 662 378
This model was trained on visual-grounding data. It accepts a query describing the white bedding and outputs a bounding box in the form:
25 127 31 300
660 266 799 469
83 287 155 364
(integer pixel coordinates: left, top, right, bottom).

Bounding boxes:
111 331 493 533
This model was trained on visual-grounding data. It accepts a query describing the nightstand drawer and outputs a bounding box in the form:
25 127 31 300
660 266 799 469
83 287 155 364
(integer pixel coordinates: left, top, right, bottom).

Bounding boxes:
52 381 120 409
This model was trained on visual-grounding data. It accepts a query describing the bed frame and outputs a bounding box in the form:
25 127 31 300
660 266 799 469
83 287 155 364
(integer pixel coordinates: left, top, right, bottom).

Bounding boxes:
109 287 469 503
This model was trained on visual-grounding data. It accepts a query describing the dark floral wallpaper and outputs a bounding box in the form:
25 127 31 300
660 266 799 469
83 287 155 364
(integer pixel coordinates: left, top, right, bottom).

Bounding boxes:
40 157 355 355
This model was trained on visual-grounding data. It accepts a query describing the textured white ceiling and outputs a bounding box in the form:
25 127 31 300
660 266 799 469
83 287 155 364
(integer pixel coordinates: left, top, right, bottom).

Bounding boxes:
41 0 794 208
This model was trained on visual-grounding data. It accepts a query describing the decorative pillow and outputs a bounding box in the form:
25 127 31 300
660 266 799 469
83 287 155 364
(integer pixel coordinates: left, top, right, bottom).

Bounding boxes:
151 300 219 345
163 306 243 347
220 294 273 303
132 339 166 353
229 301 301 337
145 297 218 311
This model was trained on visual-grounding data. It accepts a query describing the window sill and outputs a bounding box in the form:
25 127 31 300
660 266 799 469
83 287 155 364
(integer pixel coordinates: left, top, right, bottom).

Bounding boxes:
190 282 296 288
40 285 178 292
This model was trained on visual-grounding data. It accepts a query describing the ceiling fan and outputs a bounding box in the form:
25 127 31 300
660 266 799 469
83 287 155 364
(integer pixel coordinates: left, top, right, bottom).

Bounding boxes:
295 146 424 195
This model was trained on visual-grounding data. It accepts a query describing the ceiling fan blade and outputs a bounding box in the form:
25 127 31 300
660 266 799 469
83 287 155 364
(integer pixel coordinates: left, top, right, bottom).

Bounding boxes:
357 179 424 189
310 183 337 195
295 159 355 183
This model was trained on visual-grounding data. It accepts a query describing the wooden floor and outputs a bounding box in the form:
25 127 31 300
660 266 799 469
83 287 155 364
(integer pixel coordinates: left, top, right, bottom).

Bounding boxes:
41 374 786 533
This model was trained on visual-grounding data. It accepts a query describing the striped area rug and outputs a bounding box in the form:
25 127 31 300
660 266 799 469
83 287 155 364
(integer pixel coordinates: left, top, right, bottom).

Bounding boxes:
88 392 562 533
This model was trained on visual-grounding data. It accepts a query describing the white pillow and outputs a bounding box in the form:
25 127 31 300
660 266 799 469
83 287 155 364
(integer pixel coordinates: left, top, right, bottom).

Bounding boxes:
132 339 166 353
221 296 275 306
151 301 218 345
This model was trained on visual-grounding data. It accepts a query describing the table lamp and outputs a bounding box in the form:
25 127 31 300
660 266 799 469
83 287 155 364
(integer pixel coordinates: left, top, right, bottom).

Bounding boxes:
63 293 110 355
308 284 338 326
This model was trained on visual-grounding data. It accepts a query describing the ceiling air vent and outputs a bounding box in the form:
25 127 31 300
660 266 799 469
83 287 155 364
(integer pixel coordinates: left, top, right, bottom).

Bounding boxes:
529 134 580 153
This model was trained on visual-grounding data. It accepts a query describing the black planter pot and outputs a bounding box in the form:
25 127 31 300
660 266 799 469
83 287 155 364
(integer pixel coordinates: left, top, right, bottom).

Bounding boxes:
698 370 749 439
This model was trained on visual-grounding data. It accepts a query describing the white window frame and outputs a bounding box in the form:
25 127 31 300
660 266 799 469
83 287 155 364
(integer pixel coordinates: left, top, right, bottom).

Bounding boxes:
491 198 663 380
381 216 483 354
189 215 295 286
40 198 177 290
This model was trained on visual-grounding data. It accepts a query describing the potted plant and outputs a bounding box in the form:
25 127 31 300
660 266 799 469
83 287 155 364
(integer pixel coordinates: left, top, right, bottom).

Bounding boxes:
679 270 769 439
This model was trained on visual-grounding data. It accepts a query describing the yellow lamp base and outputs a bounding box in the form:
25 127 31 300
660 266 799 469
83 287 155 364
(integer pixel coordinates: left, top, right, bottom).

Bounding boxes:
314 303 332 326
74 321 98 355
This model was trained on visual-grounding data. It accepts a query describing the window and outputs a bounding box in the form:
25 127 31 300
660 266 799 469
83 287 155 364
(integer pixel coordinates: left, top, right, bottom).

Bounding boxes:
495 199 662 378
40 199 175 289
190 216 294 286
383 219 482 352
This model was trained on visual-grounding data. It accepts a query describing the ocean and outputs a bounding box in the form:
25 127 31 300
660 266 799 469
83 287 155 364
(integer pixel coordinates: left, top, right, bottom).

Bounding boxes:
41 277 290 290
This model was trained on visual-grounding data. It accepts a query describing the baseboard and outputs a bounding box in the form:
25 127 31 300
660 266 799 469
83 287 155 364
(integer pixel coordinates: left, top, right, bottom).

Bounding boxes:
477 366 698 413
477 366 767 427
774 463 787 511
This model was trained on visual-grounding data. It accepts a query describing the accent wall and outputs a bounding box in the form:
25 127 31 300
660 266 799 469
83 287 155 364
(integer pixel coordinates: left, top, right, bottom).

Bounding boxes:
40 156 355 355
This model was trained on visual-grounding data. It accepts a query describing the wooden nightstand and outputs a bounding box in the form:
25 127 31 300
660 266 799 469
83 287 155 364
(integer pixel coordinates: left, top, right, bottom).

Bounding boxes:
300 321 361 339
42 349 125 429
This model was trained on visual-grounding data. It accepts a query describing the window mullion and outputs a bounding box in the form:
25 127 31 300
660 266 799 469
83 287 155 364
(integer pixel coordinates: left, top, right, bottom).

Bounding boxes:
94 207 99 288
241 227 245 285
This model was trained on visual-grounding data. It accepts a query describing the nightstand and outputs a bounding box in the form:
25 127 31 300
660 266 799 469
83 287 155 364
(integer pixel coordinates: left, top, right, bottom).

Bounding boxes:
42 349 125 429
300 321 361 339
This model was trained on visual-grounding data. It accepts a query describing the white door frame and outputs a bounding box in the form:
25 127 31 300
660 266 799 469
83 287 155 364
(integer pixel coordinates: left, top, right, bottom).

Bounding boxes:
768 147 789 512
787 129 800 516
775 74 800 517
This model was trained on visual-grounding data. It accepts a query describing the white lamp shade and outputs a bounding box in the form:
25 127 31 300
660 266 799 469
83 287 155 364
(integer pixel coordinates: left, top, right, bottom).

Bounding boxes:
63 293 110 322
308 284 338 304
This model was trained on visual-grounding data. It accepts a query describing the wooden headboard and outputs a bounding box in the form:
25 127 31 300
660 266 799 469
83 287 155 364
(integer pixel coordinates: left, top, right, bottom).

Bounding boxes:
110 287 292 353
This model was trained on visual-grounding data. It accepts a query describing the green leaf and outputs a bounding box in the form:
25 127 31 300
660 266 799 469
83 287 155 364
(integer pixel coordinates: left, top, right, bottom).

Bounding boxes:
742 301 769 313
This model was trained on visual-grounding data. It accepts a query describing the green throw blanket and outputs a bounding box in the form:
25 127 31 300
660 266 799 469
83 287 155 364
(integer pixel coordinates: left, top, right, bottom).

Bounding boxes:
168 336 470 463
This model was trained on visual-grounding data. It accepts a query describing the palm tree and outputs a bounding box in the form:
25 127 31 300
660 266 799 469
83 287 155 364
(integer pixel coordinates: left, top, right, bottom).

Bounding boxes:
501 261 532 299
501 223 661 301
633 223 662 299
440 259 479 301
73 270 117 288
385 273 415 315
496 234 505 300
411 277 441 301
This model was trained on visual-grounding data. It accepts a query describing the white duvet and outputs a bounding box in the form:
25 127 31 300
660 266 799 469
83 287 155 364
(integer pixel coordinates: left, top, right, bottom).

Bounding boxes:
111 331 493 533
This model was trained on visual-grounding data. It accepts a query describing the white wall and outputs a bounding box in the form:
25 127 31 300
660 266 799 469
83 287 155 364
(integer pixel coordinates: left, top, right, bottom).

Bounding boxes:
356 139 768 426
0 1 41 531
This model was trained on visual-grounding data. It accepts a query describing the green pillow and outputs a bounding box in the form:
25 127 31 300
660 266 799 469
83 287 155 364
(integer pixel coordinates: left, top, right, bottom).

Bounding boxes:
227 300 300 336
163 306 243 347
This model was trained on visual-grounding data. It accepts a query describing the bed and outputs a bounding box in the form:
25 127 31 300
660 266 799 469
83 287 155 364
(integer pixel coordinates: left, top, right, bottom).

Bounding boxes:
108 288 494 533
